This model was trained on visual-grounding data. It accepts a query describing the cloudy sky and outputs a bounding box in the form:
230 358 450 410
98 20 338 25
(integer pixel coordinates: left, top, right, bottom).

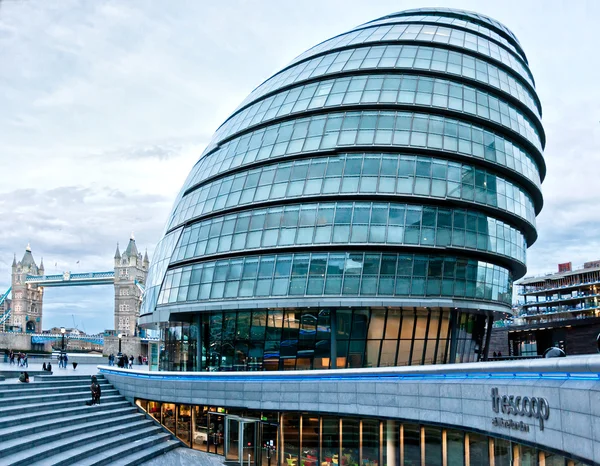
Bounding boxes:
0 0 598 333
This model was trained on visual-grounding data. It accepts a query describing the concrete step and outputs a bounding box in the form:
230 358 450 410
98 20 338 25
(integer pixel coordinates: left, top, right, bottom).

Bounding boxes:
106 441 181 466
0 370 53 378
0 406 139 442
41 432 176 466
0 379 110 391
0 393 126 417
0 399 133 430
0 382 111 397
35 374 104 382
6 423 164 466
0 418 158 465
0 388 120 407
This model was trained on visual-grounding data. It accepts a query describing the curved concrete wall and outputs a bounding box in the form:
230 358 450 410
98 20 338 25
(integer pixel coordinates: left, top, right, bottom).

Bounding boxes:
100 355 600 465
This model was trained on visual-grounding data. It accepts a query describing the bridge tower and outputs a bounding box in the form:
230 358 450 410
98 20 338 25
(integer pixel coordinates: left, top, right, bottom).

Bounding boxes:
11 245 44 333
114 234 149 336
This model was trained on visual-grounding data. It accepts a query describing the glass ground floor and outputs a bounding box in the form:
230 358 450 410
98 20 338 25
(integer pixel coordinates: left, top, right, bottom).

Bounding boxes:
134 399 586 466
160 306 492 372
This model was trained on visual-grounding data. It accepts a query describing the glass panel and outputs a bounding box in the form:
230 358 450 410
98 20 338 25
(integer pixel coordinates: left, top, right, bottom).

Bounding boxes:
226 418 240 462
383 420 398 466
193 406 208 451
424 427 442 466
468 433 489 466
403 424 421 465
446 430 464 465
494 438 511 466
177 404 192 446
322 417 339 466
282 413 300 465
341 418 359 465
208 413 225 455
148 401 161 422
162 403 176 434
362 419 379 464
302 415 320 466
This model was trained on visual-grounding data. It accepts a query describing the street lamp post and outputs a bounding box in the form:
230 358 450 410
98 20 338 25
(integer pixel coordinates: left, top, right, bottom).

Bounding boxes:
60 327 66 369
118 333 123 355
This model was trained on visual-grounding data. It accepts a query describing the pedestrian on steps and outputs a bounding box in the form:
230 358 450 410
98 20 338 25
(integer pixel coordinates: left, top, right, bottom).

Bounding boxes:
19 372 30 383
89 375 101 405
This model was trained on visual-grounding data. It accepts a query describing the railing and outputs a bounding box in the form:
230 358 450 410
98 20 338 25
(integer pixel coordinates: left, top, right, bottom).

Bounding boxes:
519 278 600 295
30 333 104 345
25 271 115 284
494 308 600 327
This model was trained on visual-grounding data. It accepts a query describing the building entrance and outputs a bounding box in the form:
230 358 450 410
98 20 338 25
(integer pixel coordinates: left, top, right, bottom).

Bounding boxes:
225 416 258 465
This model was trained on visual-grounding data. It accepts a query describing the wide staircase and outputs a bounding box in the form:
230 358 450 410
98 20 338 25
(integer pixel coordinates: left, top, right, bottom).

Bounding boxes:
0 374 180 465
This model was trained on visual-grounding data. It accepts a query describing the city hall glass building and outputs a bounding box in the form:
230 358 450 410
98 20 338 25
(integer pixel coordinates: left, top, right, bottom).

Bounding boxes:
140 7 545 373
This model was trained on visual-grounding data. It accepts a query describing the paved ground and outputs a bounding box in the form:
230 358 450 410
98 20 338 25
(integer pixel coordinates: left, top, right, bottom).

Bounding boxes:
141 447 225 465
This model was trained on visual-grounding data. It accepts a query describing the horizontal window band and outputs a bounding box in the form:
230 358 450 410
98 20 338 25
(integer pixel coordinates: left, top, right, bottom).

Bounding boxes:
169 243 526 279
171 200 527 268
214 101 544 168
168 191 538 248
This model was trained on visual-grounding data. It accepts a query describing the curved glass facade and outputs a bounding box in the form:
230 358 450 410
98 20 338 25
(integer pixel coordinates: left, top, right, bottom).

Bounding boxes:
142 8 545 371
170 202 526 264
232 44 542 123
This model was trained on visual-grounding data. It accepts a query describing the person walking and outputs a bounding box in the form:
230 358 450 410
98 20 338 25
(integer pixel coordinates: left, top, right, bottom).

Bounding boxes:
23 354 28 368
63 353 68 368
88 375 101 405
128 355 134 369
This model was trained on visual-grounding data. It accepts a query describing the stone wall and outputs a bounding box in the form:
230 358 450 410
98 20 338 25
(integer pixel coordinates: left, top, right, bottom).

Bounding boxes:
103 335 143 357
0 332 35 351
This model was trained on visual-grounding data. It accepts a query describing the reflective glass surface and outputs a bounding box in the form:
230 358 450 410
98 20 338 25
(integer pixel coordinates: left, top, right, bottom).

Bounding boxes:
184 111 542 196
234 45 541 120
288 24 533 88
387 8 521 45
170 154 537 233
141 227 183 316
354 14 526 62
212 74 542 152
163 307 482 370
171 202 526 264
158 252 512 305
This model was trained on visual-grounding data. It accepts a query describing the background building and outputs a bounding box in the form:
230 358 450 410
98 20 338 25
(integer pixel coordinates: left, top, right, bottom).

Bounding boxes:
491 260 600 357
10 245 44 333
114 235 149 336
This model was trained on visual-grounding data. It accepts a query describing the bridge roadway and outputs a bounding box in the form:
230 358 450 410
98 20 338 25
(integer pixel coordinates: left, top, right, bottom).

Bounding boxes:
24 271 115 287
100 355 600 465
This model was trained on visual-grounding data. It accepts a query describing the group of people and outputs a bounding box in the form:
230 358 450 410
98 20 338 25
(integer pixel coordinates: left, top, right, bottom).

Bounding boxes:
107 353 147 368
7 350 28 367
42 362 52 372
57 353 69 368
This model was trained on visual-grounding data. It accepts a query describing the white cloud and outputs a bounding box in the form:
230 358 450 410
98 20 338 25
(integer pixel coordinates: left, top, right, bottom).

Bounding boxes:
1 0 599 330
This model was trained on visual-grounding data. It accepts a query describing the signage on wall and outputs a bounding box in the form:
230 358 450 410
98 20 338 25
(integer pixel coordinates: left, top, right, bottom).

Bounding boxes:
490 387 550 432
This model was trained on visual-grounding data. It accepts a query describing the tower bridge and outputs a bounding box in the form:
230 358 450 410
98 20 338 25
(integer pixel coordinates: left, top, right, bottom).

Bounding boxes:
0 235 149 336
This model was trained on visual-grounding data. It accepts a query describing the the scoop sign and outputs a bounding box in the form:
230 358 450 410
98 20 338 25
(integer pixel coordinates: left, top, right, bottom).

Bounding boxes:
491 387 550 430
